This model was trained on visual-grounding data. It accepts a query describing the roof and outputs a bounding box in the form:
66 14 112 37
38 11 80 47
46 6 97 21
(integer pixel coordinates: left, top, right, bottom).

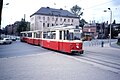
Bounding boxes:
30 7 79 18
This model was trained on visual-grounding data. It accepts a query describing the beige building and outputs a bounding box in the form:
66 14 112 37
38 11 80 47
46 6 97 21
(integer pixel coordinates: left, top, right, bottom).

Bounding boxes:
30 7 79 31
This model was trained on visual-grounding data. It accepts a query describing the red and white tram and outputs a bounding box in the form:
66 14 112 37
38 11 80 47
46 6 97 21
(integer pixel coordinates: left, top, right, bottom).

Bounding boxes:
20 25 84 54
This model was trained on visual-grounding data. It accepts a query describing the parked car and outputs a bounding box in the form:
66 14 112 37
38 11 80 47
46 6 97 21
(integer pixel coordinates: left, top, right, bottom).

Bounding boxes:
0 38 12 44
10 36 16 41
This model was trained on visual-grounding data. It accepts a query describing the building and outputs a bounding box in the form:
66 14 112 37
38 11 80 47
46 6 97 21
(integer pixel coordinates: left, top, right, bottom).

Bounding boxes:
4 21 30 36
83 24 97 40
30 7 79 31
4 24 13 35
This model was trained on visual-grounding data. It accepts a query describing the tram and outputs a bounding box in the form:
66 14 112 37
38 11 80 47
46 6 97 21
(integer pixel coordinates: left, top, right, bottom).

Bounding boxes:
20 25 84 54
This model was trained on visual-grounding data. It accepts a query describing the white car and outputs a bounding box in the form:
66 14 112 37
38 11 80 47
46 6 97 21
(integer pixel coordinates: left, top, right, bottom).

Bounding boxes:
0 38 12 44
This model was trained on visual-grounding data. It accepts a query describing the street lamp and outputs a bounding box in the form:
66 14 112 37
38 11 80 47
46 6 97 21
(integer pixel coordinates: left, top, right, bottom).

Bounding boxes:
104 8 112 46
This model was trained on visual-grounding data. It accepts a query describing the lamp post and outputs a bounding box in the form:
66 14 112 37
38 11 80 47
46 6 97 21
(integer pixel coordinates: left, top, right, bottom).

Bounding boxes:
104 8 112 46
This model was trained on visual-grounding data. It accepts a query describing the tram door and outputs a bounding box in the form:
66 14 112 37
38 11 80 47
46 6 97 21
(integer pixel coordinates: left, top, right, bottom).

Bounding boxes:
59 30 63 51
59 30 70 52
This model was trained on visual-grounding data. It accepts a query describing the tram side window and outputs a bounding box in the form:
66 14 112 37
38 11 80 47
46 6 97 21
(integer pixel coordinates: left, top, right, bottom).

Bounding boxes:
20 33 23 37
21 33 27 37
69 33 73 40
36 32 41 38
21 33 26 37
53 33 56 39
51 31 56 39
28 33 32 37
47 32 51 39
34 32 36 38
64 30 69 40
24 33 27 37
43 32 47 38
59 31 62 40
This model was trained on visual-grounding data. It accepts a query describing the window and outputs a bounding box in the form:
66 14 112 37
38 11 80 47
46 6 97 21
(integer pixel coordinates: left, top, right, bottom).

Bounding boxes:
64 30 69 40
47 32 51 39
52 24 54 26
72 19 74 22
52 17 54 21
47 23 50 27
73 33 80 40
38 16 41 19
36 31 41 38
28 33 32 37
47 17 50 21
43 32 47 38
69 33 73 40
22 33 27 37
56 18 58 21
64 19 66 22
59 31 62 40
60 18 62 21
51 31 56 39
43 31 56 39
43 23 45 27
68 19 70 22
43 17 45 20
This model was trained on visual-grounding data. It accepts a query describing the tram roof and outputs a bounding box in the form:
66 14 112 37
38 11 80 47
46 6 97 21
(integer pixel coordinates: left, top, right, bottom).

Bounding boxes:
21 30 42 33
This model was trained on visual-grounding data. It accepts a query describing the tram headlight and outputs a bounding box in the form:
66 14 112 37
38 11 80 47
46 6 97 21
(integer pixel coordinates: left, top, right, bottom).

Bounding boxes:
76 43 79 48
76 45 79 48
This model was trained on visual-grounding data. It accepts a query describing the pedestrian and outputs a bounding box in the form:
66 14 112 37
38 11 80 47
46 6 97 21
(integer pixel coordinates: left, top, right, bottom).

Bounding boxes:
101 41 104 47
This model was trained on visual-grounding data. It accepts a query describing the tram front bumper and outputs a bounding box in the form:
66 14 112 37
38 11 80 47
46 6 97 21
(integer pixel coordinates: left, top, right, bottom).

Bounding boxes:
71 50 84 54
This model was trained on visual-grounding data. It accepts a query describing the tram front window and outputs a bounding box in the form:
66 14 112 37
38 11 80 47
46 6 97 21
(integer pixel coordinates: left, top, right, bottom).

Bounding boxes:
74 33 80 40
69 33 81 40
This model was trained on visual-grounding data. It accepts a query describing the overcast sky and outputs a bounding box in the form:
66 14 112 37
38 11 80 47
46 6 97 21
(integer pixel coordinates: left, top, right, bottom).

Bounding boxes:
1 0 120 28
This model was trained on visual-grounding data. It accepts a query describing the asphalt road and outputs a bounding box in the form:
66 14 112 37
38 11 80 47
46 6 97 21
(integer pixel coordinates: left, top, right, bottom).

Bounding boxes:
0 40 49 58
0 40 120 80
0 39 117 58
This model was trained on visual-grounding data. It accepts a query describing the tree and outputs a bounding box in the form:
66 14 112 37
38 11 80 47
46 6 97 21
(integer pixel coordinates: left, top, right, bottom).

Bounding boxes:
79 19 87 27
71 5 83 18
17 18 28 36
71 5 87 28
112 20 116 24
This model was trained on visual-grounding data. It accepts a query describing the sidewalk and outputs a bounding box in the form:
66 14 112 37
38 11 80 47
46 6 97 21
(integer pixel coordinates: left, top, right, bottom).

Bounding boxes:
83 42 120 56
111 42 120 49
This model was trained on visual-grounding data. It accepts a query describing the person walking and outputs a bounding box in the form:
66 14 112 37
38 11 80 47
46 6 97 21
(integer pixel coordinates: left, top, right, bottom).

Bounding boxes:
101 41 104 47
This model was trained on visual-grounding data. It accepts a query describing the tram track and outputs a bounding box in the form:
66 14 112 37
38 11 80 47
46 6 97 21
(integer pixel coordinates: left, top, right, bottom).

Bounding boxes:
56 51 120 74
57 51 120 74
85 50 120 59
74 51 120 74
78 56 120 70
74 55 120 74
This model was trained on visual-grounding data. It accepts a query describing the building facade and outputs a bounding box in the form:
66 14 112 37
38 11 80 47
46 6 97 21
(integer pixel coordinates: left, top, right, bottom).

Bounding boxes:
30 7 79 31
83 24 97 40
4 21 30 36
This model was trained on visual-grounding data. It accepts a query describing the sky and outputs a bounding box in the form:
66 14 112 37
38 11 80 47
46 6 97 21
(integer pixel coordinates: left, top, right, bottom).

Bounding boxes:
1 0 120 28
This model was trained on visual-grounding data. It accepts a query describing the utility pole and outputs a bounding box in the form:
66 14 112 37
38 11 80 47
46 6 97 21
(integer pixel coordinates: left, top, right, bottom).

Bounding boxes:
104 8 112 46
108 8 112 46
0 0 3 39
